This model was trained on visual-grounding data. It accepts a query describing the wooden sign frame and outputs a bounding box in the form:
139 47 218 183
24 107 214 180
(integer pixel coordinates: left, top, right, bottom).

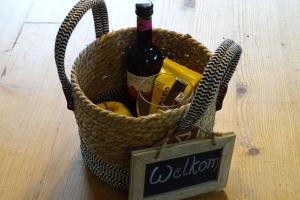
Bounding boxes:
129 133 235 200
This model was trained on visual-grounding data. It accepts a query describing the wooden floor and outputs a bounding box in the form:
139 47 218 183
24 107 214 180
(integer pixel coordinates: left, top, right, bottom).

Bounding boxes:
0 0 299 199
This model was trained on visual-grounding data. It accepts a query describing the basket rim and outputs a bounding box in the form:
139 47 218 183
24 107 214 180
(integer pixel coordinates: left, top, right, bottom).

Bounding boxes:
70 27 212 121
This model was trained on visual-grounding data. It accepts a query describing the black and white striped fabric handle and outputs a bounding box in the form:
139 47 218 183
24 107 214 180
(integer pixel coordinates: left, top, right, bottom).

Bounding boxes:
176 39 242 131
55 0 109 110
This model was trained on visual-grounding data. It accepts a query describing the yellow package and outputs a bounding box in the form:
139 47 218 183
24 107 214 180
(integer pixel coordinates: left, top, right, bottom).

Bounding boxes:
149 74 176 113
160 58 202 93
149 58 202 114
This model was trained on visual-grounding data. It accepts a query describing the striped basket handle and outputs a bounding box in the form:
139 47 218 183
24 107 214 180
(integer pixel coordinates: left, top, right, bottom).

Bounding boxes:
177 39 242 132
55 0 109 110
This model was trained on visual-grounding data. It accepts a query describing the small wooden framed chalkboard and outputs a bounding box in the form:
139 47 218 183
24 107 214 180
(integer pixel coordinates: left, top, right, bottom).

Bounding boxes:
129 133 235 200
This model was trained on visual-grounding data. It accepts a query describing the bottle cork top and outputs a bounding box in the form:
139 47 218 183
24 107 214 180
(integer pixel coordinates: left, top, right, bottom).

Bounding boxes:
136 0 153 18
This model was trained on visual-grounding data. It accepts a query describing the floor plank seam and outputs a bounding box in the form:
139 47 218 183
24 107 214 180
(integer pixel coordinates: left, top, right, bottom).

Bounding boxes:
10 0 34 52
0 67 6 78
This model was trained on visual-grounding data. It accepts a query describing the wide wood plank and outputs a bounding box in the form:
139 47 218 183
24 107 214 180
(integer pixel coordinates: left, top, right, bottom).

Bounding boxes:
0 0 34 75
27 0 79 22
214 0 300 199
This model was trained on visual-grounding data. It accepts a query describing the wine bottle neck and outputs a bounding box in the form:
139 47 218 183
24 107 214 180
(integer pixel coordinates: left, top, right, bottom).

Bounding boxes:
137 16 152 47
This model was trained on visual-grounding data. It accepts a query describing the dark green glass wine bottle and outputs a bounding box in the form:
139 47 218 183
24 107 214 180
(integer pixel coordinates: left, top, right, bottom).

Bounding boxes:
127 0 163 115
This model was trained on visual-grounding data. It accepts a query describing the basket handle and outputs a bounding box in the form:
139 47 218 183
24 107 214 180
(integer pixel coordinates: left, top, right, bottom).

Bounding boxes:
55 0 109 110
176 39 242 131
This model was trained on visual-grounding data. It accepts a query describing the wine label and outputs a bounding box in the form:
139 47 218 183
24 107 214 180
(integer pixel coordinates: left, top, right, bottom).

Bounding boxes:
127 71 154 99
137 18 152 31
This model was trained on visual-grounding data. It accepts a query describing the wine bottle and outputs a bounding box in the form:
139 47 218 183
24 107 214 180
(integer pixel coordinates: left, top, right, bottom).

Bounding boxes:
127 0 163 115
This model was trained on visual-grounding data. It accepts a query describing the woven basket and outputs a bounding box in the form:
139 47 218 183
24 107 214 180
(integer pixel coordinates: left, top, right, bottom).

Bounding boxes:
55 0 242 191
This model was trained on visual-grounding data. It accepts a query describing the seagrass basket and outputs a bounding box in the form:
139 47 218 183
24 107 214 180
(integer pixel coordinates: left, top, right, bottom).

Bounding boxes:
55 0 242 191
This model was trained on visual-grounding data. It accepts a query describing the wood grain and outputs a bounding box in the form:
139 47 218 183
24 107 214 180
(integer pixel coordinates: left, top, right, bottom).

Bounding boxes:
0 0 299 199
0 0 34 74
213 0 300 199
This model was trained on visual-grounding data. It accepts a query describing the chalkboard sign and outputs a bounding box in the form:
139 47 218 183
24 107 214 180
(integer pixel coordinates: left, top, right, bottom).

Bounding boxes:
129 133 235 200
144 149 222 197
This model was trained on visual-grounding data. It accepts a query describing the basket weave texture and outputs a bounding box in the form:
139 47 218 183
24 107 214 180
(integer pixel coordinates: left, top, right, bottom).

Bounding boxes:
70 28 212 169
